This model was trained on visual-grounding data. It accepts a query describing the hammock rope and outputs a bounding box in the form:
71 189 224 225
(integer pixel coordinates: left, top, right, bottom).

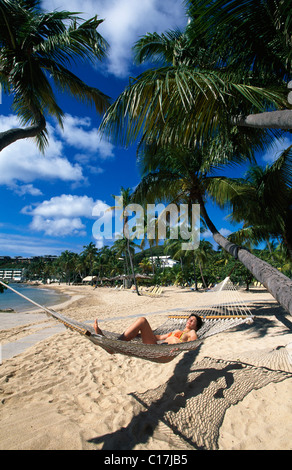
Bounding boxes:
0 277 254 362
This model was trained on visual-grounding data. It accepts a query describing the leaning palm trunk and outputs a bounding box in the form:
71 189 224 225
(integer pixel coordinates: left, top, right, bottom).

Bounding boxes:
199 198 292 315
0 112 46 152
232 110 292 130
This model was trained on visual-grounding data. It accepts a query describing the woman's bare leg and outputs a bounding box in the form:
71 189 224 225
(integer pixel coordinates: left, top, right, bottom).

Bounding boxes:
93 319 104 335
93 319 114 355
119 317 157 344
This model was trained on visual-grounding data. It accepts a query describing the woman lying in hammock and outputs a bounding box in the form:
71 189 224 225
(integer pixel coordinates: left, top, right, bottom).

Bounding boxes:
93 314 202 345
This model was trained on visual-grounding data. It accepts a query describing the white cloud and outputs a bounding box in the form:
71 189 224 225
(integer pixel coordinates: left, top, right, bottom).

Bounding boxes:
99 0 187 77
41 0 187 77
25 194 97 218
10 184 43 197
0 115 84 187
22 194 111 237
30 215 86 237
0 113 115 193
57 114 114 158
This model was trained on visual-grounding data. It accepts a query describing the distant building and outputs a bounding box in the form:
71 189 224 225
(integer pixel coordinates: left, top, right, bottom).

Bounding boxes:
149 256 178 268
0 268 24 281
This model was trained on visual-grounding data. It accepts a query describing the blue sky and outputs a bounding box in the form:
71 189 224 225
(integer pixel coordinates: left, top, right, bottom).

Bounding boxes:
0 0 291 258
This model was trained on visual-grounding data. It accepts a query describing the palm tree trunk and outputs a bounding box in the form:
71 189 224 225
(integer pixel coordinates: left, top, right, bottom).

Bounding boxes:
192 255 198 290
127 239 140 295
198 261 207 289
199 197 292 315
124 251 130 277
149 243 155 275
0 113 46 151
232 109 292 129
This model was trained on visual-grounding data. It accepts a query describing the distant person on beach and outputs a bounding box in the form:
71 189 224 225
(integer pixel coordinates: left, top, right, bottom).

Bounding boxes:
93 314 202 345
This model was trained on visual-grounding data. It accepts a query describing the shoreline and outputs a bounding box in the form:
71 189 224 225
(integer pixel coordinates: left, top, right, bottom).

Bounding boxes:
0 282 85 317
1 284 292 450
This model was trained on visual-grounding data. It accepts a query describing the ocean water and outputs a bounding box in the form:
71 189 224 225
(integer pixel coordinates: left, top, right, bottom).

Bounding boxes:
0 283 69 313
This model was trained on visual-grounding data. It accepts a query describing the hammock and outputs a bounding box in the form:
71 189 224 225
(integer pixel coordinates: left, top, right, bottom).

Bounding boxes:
0 277 254 363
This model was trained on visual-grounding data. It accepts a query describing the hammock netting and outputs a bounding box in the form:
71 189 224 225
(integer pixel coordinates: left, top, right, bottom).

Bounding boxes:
86 277 254 362
131 356 292 449
0 277 254 363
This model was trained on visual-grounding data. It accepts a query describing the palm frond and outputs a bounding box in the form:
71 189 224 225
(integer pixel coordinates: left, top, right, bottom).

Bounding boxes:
133 30 183 66
186 0 292 81
205 176 247 210
100 65 286 148
0 1 109 151
44 61 110 115
132 170 183 206
227 225 273 247
35 14 108 65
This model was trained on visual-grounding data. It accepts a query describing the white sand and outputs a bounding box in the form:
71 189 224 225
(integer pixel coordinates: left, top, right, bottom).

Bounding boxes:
0 284 292 450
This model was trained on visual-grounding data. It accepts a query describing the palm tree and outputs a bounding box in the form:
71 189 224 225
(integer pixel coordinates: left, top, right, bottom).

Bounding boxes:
134 144 233 285
164 236 212 289
191 240 214 289
58 250 76 284
100 19 286 150
0 0 110 152
101 12 292 314
98 245 116 279
138 211 161 275
112 187 140 294
274 243 292 277
81 242 98 285
138 257 152 274
186 0 292 130
213 146 292 259
132 141 292 313
111 238 130 277
72 254 86 284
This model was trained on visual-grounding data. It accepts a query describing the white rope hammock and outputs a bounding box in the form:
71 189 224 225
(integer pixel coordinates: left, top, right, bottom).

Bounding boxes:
0 277 254 363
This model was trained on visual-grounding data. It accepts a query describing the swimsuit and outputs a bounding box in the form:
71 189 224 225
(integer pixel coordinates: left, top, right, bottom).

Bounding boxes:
167 330 185 342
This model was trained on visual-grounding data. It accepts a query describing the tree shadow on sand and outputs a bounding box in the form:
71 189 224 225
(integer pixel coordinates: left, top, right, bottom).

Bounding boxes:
229 302 292 339
88 302 292 450
88 346 291 450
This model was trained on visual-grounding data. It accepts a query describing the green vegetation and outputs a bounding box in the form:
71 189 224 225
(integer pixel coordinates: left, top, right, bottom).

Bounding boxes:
1 1 292 309
100 0 292 311
0 0 109 152
1 239 290 290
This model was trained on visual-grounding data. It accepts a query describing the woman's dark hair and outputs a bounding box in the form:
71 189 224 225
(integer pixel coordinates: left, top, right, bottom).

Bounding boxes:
189 313 203 331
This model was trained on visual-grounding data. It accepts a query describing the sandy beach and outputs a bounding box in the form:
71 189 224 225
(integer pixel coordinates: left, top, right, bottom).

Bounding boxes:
1 283 292 451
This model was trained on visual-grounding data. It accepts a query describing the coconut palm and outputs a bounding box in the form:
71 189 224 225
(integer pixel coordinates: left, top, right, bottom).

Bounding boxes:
58 250 76 284
81 242 99 284
101 7 292 313
186 0 292 130
138 257 152 274
0 0 110 152
164 235 213 289
132 141 292 314
100 15 286 150
111 238 131 277
208 145 292 260
274 242 292 277
111 187 140 295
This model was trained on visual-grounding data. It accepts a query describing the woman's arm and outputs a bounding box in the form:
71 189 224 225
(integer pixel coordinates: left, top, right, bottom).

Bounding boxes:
155 332 170 341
